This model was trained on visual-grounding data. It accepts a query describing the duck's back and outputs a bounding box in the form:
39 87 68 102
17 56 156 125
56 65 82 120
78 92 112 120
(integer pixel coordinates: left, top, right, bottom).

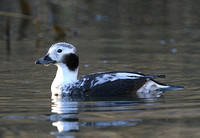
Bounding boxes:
71 71 153 97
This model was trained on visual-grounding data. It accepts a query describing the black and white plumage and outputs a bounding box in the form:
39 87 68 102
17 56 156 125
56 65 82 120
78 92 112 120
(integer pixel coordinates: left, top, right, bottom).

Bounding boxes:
35 42 184 97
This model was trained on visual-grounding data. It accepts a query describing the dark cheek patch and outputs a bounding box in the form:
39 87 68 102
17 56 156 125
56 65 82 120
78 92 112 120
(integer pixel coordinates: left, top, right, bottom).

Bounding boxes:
62 53 79 71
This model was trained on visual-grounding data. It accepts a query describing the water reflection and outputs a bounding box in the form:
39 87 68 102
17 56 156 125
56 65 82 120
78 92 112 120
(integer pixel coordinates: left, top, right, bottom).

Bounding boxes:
50 96 79 136
50 93 160 137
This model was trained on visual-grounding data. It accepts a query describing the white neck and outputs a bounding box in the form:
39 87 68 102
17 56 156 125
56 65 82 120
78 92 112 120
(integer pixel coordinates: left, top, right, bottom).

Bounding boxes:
51 63 78 93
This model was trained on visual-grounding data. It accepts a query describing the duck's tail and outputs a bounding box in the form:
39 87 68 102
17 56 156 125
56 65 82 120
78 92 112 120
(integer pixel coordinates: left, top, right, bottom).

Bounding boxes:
152 79 186 92
137 74 185 93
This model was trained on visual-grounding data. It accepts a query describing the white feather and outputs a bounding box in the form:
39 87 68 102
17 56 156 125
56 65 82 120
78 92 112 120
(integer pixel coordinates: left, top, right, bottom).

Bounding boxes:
137 80 169 93
91 73 142 88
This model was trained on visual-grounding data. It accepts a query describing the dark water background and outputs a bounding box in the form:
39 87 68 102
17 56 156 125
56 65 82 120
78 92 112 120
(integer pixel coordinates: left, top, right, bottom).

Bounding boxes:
0 0 200 137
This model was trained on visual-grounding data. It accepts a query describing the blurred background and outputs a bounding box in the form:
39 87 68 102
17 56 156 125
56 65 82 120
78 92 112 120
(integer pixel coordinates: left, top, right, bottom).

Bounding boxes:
1 0 200 49
0 0 200 137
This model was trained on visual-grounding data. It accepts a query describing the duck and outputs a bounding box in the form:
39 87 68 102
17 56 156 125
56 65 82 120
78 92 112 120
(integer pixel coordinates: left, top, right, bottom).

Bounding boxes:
35 42 185 97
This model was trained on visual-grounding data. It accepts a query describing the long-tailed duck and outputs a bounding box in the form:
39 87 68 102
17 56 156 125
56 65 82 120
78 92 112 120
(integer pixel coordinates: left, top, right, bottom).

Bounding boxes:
35 42 185 97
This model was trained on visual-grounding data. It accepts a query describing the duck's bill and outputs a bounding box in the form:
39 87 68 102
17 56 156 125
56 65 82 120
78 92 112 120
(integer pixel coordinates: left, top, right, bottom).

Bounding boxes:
35 55 56 65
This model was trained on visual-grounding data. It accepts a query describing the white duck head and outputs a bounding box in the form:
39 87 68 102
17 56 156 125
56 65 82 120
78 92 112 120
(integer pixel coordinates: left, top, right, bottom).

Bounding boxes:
35 42 79 93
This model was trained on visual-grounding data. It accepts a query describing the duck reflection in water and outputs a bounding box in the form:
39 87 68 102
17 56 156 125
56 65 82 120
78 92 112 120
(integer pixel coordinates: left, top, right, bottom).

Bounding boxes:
50 93 159 136
50 95 79 135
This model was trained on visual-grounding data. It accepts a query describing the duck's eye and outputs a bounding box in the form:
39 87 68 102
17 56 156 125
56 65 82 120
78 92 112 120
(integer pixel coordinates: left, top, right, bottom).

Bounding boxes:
57 49 62 53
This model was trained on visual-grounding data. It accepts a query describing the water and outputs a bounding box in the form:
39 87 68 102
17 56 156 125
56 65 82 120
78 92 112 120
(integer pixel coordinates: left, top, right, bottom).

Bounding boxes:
1 0 200 138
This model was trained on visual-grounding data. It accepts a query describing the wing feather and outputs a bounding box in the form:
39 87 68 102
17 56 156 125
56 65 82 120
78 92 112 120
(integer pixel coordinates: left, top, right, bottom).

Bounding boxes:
76 71 160 96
